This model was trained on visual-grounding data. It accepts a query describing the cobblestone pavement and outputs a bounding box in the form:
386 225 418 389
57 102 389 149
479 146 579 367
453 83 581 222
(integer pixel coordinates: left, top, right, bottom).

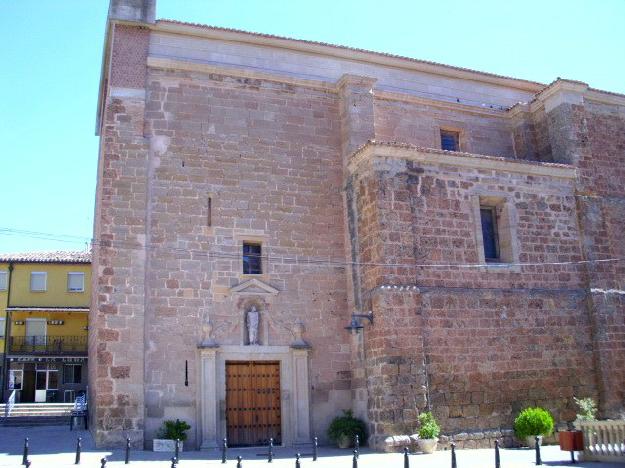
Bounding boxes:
0 426 623 468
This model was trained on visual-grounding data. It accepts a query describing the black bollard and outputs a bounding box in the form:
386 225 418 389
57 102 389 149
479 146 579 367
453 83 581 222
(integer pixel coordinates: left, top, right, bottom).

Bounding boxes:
22 437 29 466
494 440 500 468
236 455 242 468
352 449 358 468
403 447 410 468
355 434 360 459
296 452 301 468
313 436 318 461
535 436 542 465
75 437 82 465
125 437 131 464
221 438 228 464
170 457 177 468
100 457 107 468
268 438 274 463
451 443 457 468
175 439 180 461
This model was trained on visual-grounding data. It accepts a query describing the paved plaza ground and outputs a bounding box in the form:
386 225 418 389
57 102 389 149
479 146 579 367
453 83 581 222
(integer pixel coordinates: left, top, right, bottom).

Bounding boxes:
0 426 622 468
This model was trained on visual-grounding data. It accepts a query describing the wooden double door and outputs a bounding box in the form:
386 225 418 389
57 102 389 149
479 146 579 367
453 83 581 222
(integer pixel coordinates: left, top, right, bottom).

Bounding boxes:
225 361 282 447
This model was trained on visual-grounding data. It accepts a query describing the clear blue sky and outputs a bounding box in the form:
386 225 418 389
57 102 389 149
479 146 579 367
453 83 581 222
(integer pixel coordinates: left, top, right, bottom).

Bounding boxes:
1 0 624 253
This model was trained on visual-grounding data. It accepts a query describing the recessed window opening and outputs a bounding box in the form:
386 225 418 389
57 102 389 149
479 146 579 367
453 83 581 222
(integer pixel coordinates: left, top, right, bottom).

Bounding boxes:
480 206 500 262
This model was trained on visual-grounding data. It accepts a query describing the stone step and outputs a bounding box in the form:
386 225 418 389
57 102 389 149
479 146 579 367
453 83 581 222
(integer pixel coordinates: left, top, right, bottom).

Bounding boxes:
0 416 70 426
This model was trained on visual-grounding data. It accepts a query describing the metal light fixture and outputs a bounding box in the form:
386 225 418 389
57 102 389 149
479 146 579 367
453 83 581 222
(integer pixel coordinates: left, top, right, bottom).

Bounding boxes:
344 311 374 334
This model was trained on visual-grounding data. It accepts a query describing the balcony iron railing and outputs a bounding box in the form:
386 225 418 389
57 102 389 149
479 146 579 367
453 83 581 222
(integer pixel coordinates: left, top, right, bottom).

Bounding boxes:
8 335 87 355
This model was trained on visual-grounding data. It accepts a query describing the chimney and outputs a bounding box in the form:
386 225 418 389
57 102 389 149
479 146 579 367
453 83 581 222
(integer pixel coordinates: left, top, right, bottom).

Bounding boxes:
108 0 156 24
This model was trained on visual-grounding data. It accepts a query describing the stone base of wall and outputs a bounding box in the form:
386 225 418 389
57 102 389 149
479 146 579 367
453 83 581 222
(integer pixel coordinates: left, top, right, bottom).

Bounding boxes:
381 428 563 453
439 430 517 449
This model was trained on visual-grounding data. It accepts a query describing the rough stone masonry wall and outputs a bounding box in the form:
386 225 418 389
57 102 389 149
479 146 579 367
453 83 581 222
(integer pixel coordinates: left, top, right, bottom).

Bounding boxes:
350 154 598 445
571 99 625 417
141 66 353 445
91 24 150 448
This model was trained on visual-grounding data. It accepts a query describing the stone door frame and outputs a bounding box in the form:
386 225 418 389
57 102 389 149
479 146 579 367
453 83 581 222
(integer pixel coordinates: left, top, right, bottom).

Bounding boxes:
198 345 311 448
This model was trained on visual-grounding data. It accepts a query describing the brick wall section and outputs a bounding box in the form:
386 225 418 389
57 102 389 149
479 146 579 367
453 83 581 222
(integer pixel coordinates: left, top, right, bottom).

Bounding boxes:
141 67 352 442
110 24 149 89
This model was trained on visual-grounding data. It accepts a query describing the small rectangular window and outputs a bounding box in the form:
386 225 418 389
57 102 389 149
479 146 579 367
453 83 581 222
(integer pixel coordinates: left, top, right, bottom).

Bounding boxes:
30 272 47 292
67 272 85 292
0 318 5 338
480 206 500 261
63 364 82 384
0 271 7 290
441 130 460 151
242 243 262 275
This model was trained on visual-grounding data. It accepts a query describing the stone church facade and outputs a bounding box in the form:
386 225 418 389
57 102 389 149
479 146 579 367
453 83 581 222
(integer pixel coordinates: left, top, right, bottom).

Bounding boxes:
91 0 625 449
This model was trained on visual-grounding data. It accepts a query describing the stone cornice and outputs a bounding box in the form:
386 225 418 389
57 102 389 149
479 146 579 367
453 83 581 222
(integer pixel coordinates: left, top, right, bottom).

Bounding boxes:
347 141 577 180
147 56 336 92
375 90 505 117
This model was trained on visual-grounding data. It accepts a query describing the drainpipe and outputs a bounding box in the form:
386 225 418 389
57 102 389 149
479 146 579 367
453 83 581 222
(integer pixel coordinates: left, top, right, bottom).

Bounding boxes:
2 263 13 402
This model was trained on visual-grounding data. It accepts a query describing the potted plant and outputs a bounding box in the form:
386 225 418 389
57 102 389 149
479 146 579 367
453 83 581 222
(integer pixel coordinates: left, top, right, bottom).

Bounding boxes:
559 397 595 453
153 419 191 452
514 407 554 448
416 411 440 454
327 410 367 449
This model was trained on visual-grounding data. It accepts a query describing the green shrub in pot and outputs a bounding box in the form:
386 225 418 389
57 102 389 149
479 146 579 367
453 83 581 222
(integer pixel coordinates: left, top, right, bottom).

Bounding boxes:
327 410 367 448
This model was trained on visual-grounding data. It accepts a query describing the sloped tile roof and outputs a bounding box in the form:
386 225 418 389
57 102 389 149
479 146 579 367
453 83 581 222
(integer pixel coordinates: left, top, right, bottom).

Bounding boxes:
0 250 91 263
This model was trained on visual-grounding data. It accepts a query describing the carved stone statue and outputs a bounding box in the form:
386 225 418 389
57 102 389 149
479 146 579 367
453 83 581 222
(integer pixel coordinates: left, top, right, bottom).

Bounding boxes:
199 318 218 348
290 321 310 348
246 306 260 345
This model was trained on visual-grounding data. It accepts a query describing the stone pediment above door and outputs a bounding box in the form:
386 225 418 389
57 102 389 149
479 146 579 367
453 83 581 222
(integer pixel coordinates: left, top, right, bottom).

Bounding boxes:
229 278 279 297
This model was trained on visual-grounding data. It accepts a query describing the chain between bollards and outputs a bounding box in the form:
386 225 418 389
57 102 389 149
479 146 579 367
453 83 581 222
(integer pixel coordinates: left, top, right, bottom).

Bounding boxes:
451 442 457 468
22 437 29 466
494 439 500 468
403 447 410 468
352 449 358 468
236 455 242 468
75 437 82 465
125 437 131 464
268 438 274 463
221 438 228 464
295 452 301 468
354 434 360 459
535 436 542 465
313 436 318 461
100 457 107 468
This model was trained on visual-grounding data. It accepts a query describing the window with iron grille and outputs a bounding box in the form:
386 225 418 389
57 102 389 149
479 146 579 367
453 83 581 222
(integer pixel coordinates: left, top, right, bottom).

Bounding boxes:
242 243 262 275
440 129 460 151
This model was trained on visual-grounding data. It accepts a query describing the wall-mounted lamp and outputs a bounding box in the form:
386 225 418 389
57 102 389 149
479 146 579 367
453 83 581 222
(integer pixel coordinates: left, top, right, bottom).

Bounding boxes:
344 311 374 334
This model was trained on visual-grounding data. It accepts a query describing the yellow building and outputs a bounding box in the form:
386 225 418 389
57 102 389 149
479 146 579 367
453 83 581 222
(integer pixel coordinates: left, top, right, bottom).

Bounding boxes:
0 251 91 403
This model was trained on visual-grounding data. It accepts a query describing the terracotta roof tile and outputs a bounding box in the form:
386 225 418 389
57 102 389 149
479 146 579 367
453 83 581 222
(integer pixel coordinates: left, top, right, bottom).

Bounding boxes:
0 250 91 264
